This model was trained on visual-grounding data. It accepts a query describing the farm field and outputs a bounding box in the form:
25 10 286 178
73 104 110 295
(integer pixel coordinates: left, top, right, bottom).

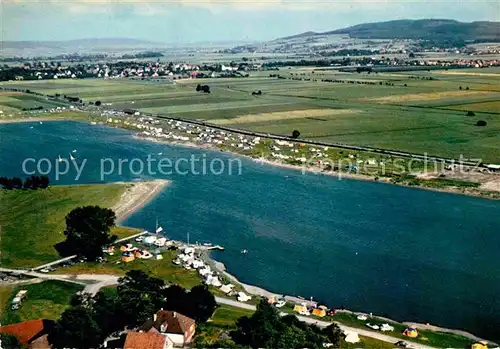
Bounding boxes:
1 66 499 163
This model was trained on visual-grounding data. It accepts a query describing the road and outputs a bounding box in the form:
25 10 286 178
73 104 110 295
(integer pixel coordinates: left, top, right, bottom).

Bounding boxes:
215 296 434 349
1 269 432 347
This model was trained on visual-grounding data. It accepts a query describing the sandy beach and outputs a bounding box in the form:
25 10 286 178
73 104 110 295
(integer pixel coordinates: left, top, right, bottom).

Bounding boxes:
112 179 169 223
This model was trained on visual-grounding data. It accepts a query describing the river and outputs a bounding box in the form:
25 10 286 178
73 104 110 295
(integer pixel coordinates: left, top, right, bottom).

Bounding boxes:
0 120 498 340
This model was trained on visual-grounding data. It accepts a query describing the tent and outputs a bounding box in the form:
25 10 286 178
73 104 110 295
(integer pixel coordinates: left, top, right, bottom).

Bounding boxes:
403 327 418 338
471 341 488 349
312 308 326 317
344 331 360 343
293 304 307 313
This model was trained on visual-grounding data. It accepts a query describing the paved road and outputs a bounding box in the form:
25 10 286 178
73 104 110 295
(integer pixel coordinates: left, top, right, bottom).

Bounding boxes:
0 267 86 286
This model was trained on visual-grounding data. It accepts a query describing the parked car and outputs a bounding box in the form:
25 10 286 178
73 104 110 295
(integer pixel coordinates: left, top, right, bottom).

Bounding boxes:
395 341 409 347
366 323 380 330
275 300 286 308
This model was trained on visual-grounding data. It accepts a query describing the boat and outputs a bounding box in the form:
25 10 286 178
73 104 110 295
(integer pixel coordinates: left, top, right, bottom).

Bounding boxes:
69 153 75 161
241 249 248 254
58 155 63 163
72 149 77 153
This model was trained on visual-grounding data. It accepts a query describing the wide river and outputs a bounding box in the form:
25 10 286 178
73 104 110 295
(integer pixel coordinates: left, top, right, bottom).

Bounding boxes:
1 121 498 340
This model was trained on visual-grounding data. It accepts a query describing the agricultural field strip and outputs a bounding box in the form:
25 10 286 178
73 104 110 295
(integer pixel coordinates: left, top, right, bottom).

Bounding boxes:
210 108 360 125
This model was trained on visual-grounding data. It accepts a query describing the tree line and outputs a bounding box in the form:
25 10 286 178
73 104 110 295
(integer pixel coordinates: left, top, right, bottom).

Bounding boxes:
0 175 49 190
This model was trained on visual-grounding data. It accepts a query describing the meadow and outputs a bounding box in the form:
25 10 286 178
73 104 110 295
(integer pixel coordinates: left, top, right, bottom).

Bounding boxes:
1 66 499 163
0 281 83 325
0 184 139 268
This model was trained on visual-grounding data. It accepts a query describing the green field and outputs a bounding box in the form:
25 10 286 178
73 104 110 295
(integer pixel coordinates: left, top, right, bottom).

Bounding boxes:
57 250 201 289
1 67 499 162
1 281 83 325
0 184 139 268
210 304 254 327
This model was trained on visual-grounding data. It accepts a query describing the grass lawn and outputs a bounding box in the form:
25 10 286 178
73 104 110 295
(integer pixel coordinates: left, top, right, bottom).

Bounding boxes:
0 184 139 268
210 304 254 327
1 281 83 324
56 250 201 289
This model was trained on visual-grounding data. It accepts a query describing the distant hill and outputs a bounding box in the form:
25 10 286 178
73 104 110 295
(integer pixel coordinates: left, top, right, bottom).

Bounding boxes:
277 31 319 41
278 19 500 41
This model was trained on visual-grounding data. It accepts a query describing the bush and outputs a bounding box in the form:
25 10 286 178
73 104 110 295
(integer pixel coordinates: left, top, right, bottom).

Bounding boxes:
476 120 487 126
466 111 475 116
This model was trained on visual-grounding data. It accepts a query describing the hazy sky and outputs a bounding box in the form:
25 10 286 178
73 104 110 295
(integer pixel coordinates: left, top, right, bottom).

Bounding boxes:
2 0 499 42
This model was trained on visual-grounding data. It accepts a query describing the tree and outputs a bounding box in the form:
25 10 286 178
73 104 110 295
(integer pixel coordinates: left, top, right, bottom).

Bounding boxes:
163 284 216 323
196 84 201 92
95 100 101 106
117 270 165 327
61 206 117 260
476 120 487 126
0 333 22 349
323 323 343 347
231 299 284 348
48 306 103 349
466 111 475 116
231 299 326 348
185 285 217 322
292 130 300 139
459 86 463 90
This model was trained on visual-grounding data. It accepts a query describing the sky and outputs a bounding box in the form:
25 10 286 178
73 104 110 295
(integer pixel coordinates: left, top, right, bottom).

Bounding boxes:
1 0 499 43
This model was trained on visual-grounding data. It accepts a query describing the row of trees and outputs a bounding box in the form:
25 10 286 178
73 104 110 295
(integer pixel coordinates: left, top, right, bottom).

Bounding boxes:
0 175 49 190
48 270 217 349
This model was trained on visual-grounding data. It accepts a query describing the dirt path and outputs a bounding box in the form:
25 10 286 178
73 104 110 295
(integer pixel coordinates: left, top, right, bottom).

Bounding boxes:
112 179 169 223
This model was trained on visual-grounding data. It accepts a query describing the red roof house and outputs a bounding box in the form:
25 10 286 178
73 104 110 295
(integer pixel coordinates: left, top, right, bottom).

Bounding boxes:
138 310 196 347
0 319 54 347
123 331 172 349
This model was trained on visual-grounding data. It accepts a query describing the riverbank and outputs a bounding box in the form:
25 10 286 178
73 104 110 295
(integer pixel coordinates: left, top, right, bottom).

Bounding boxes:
135 133 500 200
112 179 169 223
205 253 496 346
3 115 499 199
